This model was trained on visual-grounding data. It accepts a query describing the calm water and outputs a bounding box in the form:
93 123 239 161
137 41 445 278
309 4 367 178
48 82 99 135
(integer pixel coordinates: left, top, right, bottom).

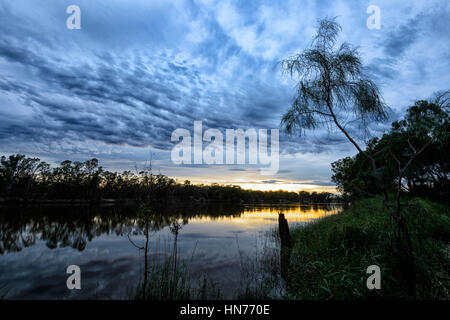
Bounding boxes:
0 203 342 299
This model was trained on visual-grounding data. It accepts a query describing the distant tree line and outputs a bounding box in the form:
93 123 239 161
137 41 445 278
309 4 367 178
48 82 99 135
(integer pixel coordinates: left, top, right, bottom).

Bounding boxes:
331 96 449 202
0 154 340 204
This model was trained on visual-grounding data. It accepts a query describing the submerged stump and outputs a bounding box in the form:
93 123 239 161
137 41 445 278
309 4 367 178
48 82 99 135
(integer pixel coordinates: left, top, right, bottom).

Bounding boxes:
278 213 292 287
278 213 291 248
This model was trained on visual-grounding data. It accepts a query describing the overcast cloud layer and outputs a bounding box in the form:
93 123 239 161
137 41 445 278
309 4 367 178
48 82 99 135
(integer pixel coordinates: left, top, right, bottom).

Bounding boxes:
0 0 449 191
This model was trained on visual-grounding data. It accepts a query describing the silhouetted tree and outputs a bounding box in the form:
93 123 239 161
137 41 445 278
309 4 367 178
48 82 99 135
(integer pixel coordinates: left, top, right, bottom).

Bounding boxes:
280 18 435 296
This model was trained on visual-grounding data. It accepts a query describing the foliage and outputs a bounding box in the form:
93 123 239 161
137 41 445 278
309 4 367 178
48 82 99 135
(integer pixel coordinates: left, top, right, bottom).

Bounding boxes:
280 17 448 297
331 97 450 201
281 18 388 138
286 197 450 299
0 154 340 204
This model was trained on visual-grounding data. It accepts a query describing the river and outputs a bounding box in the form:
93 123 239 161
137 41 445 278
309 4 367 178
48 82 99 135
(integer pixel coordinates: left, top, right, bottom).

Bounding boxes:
0 203 343 299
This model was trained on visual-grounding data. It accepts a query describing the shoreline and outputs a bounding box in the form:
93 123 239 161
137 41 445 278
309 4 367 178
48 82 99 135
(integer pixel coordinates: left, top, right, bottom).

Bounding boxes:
0 197 345 206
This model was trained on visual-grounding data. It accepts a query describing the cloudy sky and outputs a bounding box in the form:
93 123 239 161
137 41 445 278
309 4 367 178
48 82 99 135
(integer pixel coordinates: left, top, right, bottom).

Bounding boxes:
0 0 449 192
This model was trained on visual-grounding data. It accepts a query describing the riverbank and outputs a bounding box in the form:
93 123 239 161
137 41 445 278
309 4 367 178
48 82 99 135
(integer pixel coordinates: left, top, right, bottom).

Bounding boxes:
285 197 450 299
0 197 333 205
0 154 342 205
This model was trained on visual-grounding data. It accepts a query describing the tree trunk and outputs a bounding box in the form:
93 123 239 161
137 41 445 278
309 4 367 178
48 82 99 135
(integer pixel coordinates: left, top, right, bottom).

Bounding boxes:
278 214 291 248
395 217 416 297
278 213 292 289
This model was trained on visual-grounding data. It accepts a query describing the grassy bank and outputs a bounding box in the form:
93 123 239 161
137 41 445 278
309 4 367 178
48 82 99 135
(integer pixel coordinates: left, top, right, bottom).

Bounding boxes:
286 197 450 299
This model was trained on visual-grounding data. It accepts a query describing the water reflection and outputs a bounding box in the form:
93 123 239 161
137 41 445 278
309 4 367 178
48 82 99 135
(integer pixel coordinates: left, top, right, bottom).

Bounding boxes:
0 202 342 299
0 203 341 254
0 203 242 254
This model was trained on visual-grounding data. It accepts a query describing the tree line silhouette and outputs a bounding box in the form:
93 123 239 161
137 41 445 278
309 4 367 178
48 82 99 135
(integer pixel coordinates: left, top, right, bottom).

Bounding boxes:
0 154 339 204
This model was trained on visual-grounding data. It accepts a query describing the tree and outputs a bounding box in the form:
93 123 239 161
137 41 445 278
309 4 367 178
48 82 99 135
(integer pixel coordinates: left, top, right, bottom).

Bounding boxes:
0 154 44 196
331 96 449 201
390 98 449 199
281 18 427 296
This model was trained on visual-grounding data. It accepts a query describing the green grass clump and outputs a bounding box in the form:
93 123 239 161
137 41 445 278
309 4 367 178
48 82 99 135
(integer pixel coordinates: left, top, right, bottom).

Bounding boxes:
130 257 223 300
286 197 450 299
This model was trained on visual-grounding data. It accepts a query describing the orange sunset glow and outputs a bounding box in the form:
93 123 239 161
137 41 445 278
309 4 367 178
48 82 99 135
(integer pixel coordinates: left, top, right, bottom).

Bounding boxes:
189 204 342 227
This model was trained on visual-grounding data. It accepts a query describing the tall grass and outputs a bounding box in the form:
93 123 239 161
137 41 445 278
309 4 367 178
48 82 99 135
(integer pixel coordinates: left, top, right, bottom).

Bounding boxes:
128 233 222 300
127 197 450 300
285 197 450 299
233 232 284 299
0 284 9 299
129 230 284 300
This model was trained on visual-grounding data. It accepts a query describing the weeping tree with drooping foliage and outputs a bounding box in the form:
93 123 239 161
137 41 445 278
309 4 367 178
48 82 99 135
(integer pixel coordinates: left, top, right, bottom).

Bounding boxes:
281 19 388 138
280 18 434 297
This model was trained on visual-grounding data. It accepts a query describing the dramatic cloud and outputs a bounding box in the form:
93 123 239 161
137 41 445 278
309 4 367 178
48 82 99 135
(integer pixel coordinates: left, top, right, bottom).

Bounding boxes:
0 0 449 190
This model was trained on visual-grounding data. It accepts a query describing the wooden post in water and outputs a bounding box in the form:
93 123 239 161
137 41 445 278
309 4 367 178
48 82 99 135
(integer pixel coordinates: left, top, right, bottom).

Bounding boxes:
278 213 291 248
278 213 292 287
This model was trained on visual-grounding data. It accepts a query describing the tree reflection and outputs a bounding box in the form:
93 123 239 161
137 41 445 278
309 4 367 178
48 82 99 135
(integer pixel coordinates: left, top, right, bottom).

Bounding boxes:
0 203 242 254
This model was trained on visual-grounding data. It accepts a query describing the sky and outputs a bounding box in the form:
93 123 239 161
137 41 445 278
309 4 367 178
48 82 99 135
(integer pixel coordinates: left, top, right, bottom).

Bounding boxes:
0 0 449 192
